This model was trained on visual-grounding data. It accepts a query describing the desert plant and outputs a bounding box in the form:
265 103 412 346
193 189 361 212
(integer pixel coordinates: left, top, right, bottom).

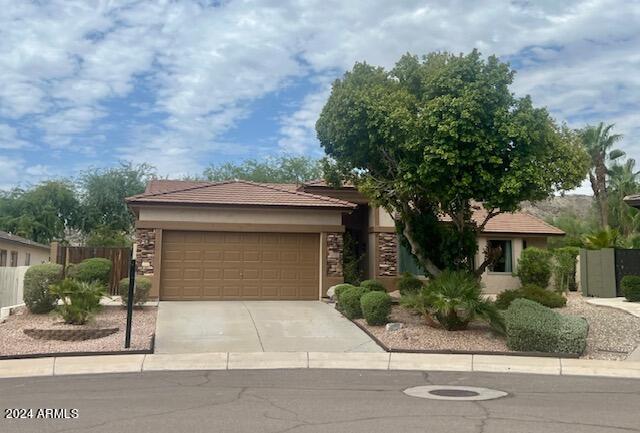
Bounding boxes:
582 227 620 249
553 247 580 292
516 247 552 287
67 257 112 285
49 279 106 325
504 299 587 354
23 263 63 314
397 272 424 295
360 279 387 292
339 286 370 319
418 270 505 333
621 275 640 302
118 276 152 307
495 285 567 310
360 291 392 325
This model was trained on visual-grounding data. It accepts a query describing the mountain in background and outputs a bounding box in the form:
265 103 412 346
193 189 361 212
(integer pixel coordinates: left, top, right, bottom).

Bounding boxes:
521 194 595 222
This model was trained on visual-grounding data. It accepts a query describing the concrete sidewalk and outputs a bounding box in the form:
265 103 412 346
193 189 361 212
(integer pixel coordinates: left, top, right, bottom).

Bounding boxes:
2 352 640 380
586 297 640 318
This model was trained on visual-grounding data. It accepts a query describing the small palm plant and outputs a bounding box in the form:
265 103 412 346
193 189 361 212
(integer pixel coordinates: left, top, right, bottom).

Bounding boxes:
49 279 106 325
582 226 620 249
410 270 504 334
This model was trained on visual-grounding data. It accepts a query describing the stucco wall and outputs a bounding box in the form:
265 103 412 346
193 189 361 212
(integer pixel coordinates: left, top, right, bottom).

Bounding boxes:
0 240 49 267
138 206 343 226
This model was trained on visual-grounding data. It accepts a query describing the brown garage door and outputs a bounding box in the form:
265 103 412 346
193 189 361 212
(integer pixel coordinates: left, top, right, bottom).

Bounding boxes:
160 231 320 300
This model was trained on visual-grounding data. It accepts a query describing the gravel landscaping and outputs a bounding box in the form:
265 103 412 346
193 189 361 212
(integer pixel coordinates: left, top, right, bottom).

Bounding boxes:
355 306 510 353
0 306 156 356
560 293 640 360
356 293 640 360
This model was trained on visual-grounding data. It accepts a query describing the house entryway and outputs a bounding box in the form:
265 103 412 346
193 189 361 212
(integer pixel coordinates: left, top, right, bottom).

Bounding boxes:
154 301 383 353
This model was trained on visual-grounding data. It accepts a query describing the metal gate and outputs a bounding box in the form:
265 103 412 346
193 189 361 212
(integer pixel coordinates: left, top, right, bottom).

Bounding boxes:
615 249 640 296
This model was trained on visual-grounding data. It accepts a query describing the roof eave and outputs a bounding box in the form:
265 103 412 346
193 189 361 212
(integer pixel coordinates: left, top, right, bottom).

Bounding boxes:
126 200 356 211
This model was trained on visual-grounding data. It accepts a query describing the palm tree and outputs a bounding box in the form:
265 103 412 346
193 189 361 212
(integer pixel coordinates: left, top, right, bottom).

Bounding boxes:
580 123 625 227
608 159 640 236
582 227 621 249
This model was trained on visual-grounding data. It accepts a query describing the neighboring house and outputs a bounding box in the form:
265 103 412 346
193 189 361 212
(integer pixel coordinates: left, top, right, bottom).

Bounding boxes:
126 179 564 301
0 231 50 267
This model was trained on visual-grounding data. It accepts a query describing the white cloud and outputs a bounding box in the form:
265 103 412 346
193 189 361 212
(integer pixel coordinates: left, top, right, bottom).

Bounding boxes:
0 124 29 149
0 0 638 185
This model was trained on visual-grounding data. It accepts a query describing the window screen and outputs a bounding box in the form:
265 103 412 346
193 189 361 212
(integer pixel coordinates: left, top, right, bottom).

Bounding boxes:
487 240 512 273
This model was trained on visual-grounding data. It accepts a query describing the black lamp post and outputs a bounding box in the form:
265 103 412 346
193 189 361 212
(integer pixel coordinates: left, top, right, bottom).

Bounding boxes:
125 244 136 348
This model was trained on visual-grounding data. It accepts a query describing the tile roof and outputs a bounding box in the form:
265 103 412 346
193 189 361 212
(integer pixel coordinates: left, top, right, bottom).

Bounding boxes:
624 194 640 207
441 207 564 236
0 230 50 249
303 179 356 188
128 180 357 209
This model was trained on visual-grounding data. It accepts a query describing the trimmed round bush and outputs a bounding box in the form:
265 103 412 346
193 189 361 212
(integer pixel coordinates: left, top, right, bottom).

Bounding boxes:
333 283 357 302
398 272 424 295
67 258 112 285
504 299 587 354
118 276 152 307
622 275 640 302
359 279 386 292
339 286 370 319
23 263 63 314
516 247 552 287
360 291 392 325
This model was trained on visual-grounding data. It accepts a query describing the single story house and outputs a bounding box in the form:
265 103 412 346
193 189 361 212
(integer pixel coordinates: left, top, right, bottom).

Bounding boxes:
0 230 50 267
126 179 564 301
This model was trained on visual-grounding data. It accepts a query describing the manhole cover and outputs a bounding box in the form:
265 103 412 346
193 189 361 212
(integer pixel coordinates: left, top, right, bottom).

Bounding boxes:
403 385 508 401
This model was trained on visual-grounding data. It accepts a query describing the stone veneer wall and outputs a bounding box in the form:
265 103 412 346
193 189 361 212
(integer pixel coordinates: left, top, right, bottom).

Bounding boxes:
135 228 156 277
326 233 344 277
377 233 398 277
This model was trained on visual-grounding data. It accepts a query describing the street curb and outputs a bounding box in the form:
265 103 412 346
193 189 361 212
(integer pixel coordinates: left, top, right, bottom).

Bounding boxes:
1 352 639 380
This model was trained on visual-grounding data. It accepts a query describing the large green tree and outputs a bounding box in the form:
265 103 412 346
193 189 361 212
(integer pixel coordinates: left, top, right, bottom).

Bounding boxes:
608 159 640 237
580 122 625 227
317 51 589 276
203 155 322 184
78 162 154 236
0 181 80 243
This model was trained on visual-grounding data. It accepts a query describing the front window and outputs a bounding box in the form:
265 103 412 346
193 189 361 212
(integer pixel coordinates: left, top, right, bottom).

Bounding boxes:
488 240 512 273
24 252 31 266
0 250 6 266
9 251 18 267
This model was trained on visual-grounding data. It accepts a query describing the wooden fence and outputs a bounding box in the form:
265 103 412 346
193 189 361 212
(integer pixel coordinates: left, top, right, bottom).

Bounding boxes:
580 248 640 297
51 244 131 295
0 266 28 308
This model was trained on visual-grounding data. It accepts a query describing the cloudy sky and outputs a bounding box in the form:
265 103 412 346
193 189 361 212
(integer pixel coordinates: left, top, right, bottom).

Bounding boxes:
1 0 639 192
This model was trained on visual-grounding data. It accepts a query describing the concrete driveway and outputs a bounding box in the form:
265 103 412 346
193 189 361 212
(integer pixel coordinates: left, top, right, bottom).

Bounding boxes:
154 301 383 353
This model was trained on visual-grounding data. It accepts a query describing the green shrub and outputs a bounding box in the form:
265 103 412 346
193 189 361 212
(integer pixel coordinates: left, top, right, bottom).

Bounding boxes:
49 279 106 325
622 275 640 302
398 272 424 295
333 283 357 301
67 258 112 285
494 289 522 310
495 285 566 310
521 284 567 308
118 276 152 307
360 279 387 292
553 247 579 292
516 247 552 287
23 263 63 314
504 299 587 354
339 286 370 319
360 291 392 325
418 270 505 333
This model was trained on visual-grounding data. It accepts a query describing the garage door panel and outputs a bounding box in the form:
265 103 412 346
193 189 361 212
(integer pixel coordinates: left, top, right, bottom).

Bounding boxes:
161 231 319 300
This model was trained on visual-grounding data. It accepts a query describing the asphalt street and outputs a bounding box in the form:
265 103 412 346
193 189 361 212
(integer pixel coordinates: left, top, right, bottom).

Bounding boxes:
0 369 639 433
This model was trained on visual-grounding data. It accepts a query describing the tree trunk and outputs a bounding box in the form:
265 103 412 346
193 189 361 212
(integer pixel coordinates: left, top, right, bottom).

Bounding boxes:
401 218 442 277
595 159 609 227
